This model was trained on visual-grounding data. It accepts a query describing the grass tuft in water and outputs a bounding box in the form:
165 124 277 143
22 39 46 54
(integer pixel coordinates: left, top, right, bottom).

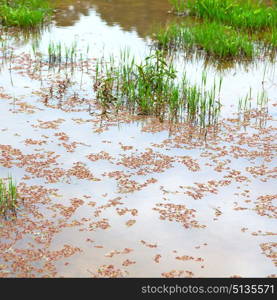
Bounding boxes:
0 176 18 218
94 50 222 127
156 22 254 59
47 41 78 66
238 88 269 128
186 0 277 31
0 0 52 27
238 87 269 112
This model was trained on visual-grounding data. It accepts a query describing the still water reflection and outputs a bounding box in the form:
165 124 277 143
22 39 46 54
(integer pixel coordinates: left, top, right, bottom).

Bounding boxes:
53 0 174 37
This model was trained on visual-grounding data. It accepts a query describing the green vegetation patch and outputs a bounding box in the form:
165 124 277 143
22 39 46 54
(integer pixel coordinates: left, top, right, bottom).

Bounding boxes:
0 0 52 27
156 22 254 59
182 0 277 31
94 50 222 127
161 1 277 60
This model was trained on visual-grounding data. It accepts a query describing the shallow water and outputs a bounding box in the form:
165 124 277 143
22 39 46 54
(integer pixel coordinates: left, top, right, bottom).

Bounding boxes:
0 0 276 278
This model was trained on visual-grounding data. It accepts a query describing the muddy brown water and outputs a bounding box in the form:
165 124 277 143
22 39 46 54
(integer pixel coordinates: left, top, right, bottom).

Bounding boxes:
0 0 276 277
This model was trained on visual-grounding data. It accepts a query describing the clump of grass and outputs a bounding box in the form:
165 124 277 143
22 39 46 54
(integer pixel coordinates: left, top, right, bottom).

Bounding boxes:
94 50 177 118
186 0 277 31
94 50 222 127
238 88 269 112
47 41 77 66
238 88 269 128
182 72 222 126
0 0 52 27
29 41 91 79
0 176 18 218
156 22 254 59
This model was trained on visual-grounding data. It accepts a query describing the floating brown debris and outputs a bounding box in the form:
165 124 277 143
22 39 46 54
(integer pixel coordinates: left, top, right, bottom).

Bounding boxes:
24 139 47 146
87 151 113 162
93 197 123 217
32 119 65 130
213 207 222 218
105 248 134 258
153 203 206 229
89 265 128 278
52 198 84 218
54 132 69 141
0 182 85 277
116 208 138 217
140 240 157 248
116 148 174 175
105 250 121 258
178 179 231 200
122 259 136 267
260 243 277 267
119 143 133 151
254 194 277 218
241 227 248 232
88 219 111 231
162 270 194 278
176 255 204 262
121 248 134 254
104 170 157 193
178 156 200 172
154 254 161 263
0 144 66 183
67 162 100 181
251 231 277 236
125 220 136 227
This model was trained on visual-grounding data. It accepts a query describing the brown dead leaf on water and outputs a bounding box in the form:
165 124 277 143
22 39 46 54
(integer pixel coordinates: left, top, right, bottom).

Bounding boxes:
121 248 133 254
140 240 157 248
154 254 161 263
122 259 136 267
241 227 248 232
126 220 136 227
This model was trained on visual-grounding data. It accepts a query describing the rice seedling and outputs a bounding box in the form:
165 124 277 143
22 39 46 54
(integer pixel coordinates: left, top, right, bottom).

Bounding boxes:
186 0 277 31
0 176 18 218
238 88 252 112
94 50 222 127
182 72 223 127
47 41 78 67
28 40 92 82
238 87 269 113
0 0 52 28
256 89 269 109
156 22 254 59
238 87 269 129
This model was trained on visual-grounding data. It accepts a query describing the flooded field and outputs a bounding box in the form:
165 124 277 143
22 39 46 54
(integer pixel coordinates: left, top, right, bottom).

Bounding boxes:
0 0 276 278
